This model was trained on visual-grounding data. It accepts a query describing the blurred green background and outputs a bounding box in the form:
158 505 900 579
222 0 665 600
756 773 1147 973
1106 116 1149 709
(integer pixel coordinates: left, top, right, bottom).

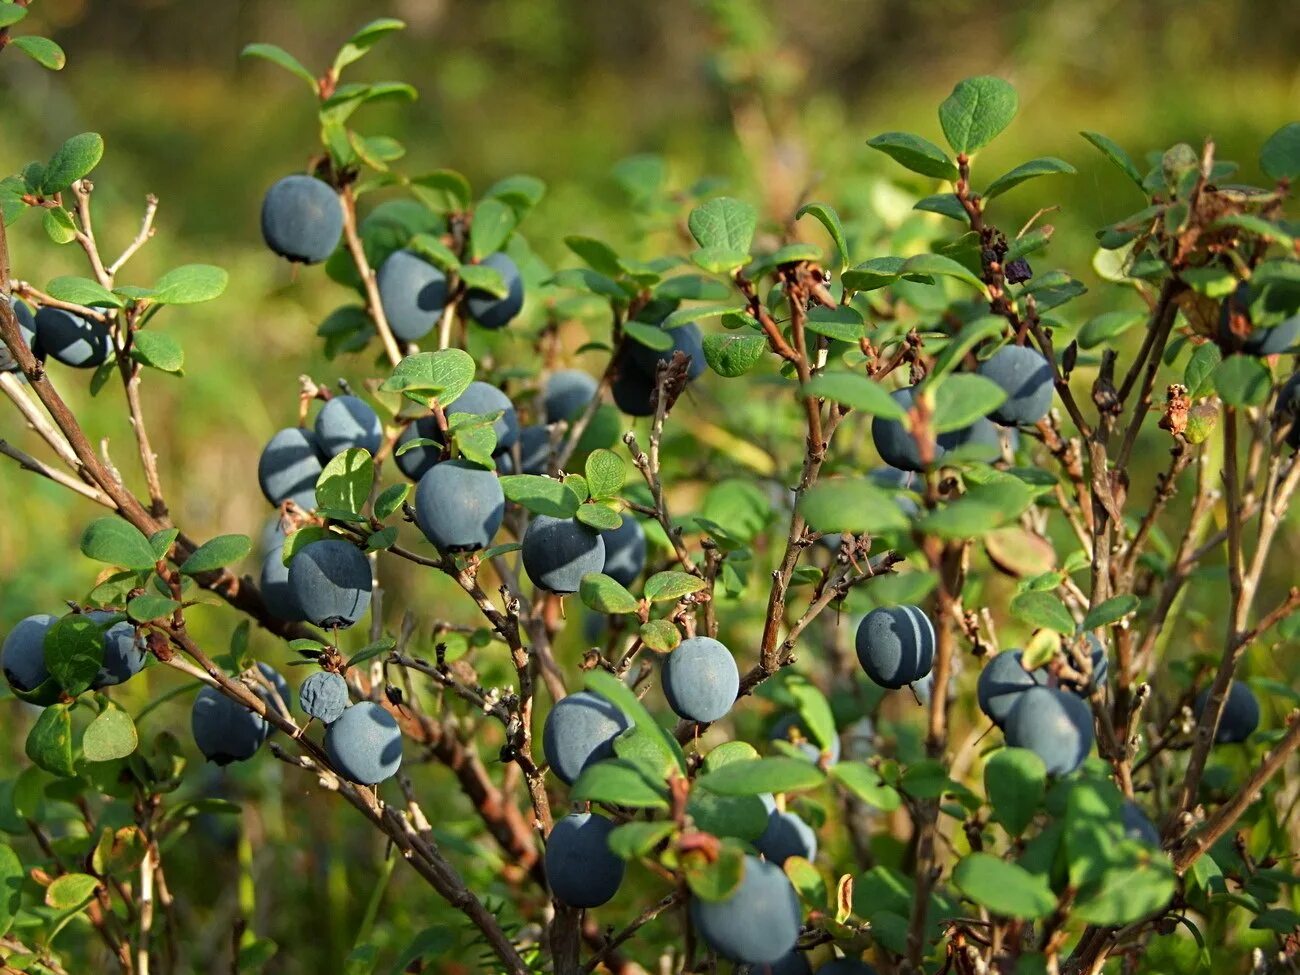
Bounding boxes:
1 1 1299 971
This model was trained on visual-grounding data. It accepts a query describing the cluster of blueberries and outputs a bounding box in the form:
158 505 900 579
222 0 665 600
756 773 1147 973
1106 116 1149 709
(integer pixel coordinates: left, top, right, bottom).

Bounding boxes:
1 611 147 704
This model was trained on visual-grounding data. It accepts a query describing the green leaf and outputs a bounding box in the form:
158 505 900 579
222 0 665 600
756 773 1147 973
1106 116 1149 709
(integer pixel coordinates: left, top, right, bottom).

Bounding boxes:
982 157 1076 200
485 174 546 217
130 331 184 374
1260 122 1300 181
565 235 623 277
795 202 851 270
702 333 766 378
333 17 405 73
410 170 472 212
901 253 987 295
457 262 507 298
44 615 105 696
797 478 909 535
953 853 1055 920
690 245 750 275
282 526 331 565
786 678 837 752
576 503 621 531
643 571 705 603
584 669 687 775
373 483 409 520
1214 355 1272 407
829 763 902 811
151 265 228 305
1082 594 1139 631
26 704 75 777
13 35 66 71
0 5 27 27
697 757 826 796
42 133 104 194
83 706 138 762
498 474 582 518
127 594 178 622
802 372 905 418
985 748 1046 835
1074 856 1175 926
45 873 99 911
662 303 745 331
570 759 669 810
914 193 969 223
180 534 252 575
607 821 675 860
579 574 640 615
939 77 1019 155
1184 343 1221 399
43 206 77 244
1080 131 1145 190
803 306 864 342
45 275 122 309
684 839 746 902
467 198 517 262
81 518 158 570
345 637 396 670
584 449 625 499
926 315 1006 382
241 42 317 91
866 132 958 180
380 349 475 408
1010 590 1075 634
930 373 1007 434
1078 311 1143 350
639 619 680 652
687 197 757 253
0 844 22 937
315 448 376 517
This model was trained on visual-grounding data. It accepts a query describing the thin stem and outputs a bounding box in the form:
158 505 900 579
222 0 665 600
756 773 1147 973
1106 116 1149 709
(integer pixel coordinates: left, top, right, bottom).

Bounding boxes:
339 184 403 367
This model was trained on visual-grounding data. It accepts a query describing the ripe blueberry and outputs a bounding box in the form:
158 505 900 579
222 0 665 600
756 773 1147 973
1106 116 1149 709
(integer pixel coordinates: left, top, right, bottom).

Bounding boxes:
976 650 1047 728
257 427 326 510
600 515 647 587
610 364 660 417
86 610 147 689
543 369 598 424
662 636 739 723
855 605 935 690
1195 680 1260 744
325 701 403 785
376 249 448 341
448 381 520 453
314 395 382 458
978 345 1054 426
260 547 305 622
522 515 606 594
395 416 445 481
1 614 59 705
541 690 629 785
691 854 802 964
495 425 551 476
1243 314 1300 356
1004 685 1094 776
464 252 524 330
191 687 267 765
544 811 625 908
626 322 707 381
871 388 928 472
260 174 343 265
414 459 505 552
299 671 350 724
287 539 372 629
35 307 110 368
1121 799 1160 846
754 795 817 866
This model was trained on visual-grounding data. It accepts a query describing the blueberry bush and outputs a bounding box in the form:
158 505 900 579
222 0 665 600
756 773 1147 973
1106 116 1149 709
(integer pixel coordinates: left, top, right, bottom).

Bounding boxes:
2 8 1300 975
